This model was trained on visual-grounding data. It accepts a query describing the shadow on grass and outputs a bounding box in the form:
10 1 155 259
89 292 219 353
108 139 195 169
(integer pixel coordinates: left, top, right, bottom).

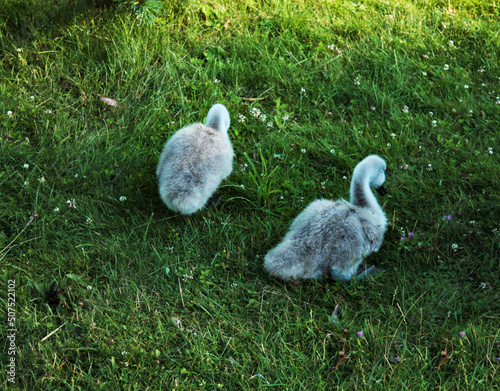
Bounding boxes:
0 0 114 45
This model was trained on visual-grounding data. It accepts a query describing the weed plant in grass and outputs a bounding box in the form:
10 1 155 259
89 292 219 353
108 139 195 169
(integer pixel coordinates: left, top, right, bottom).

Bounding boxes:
0 0 499 389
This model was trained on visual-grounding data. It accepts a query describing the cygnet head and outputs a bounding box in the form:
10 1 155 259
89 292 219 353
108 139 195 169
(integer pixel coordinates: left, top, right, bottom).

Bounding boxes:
205 103 230 132
352 155 387 196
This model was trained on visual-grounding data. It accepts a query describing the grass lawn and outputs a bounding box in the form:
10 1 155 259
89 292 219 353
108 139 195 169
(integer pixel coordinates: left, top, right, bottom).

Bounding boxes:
1 0 499 389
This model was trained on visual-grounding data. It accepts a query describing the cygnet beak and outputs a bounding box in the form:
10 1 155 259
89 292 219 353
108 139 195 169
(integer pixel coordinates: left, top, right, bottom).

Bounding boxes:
375 185 387 196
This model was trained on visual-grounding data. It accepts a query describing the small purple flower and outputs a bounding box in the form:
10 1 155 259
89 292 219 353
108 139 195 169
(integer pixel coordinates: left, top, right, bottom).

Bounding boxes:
408 232 414 239
459 331 466 338
443 214 452 221
400 237 405 242
357 331 363 338
395 357 401 363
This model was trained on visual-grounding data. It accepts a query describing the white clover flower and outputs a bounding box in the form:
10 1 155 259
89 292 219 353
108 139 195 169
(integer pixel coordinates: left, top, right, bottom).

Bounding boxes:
388 14 394 19
45 109 52 114
402 105 409 113
452 108 457 112
273 154 282 158
390 133 396 138
330 148 335 154
479 68 485 73
238 115 246 123
488 147 493 154
301 149 306 153
354 77 360 86
86 217 93 223
16 48 22 52
444 64 450 70
427 164 432 171
66 199 76 208
432 120 437 127
479 282 487 289
240 184 245 189
30 95 34 100
24 181 29 186
119 196 127 202
301 87 306 93
259 114 267 122
481 83 486 87
464 85 469 89
343 176 347 180
231 283 238 288
267 121 273 128
422 71 427 76
39 177 46 183
251 107 261 117
23 164 29 169
328 44 342 55
282 115 289 121
449 40 454 47
214 79 221 83
451 243 458 251
7 110 13 117
429 111 434 116
53 207 60 212
371 106 376 111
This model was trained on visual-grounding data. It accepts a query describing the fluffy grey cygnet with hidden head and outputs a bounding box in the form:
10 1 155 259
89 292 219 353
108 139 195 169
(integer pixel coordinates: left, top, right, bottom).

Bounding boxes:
264 155 388 282
156 103 234 215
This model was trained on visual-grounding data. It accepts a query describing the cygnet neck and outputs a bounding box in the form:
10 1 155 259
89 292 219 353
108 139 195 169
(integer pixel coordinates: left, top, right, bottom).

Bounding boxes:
350 171 383 214
205 104 230 132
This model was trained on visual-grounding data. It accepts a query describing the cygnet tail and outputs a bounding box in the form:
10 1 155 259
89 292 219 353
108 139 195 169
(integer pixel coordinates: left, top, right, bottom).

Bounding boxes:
264 245 306 281
205 104 230 132
161 186 207 215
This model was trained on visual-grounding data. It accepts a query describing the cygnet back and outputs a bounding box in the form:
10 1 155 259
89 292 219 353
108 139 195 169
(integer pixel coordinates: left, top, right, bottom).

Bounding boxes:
156 104 234 215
